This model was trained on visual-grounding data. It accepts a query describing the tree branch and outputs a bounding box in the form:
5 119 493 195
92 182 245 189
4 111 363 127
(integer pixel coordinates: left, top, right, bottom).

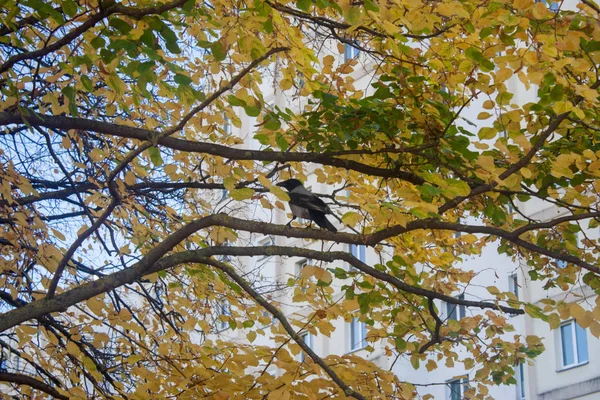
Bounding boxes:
0 372 69 400
0 111 424 184
202 257 369 400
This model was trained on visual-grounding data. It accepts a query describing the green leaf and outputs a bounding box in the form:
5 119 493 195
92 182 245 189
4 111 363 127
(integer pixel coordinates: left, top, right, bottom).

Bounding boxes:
394 337 407 351
137 61 155 75
478 127 496 140
161 26 181 54
61 86 78 116
182 0 195 11
229 188 254 201
276 133 288 151
228 95 247 107
296 0 311 12
174 73 192 85
62 0 78 17
109 18 132 34
254 133 270 145
263 19 274 33
419 184 442 197
263 115 281 130
90 36 105 49
244 105 261 117
81 75 94 92
344 7 361 24
496 91 513 106
363 0 379 11
148 147 164 167
211 41 227 61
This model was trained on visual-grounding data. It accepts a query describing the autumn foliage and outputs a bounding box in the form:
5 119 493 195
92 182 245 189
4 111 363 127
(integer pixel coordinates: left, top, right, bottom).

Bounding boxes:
1 0 600 398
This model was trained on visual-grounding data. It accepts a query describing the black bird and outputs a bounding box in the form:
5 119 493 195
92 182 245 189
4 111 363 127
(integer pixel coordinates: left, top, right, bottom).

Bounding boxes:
276 179 337 232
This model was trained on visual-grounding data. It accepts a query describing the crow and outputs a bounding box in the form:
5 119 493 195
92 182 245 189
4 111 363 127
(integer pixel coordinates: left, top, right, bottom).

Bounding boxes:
276 179 337 232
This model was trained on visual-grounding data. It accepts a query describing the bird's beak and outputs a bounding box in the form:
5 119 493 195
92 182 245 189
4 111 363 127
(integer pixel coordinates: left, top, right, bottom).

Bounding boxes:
276 181 284 187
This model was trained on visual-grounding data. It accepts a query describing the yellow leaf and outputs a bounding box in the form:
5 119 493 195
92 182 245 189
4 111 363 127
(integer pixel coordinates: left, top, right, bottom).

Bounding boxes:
487 286 500 295
532 2 551 18
247 331 257 343
548 313 561 329
164 164 177 176
482 100 495 109
341 211 362 227
124 171 136 185
495 68 512 83
553 101 573 114
570 303 586 320
514 0 533 10
590 321 600 338
87 297 105 317
477 112 492 120
51 229 65 241
229 188 254 201
270 186 290 202
426 359 437 371
280 78 293 91
66 341 80 356
382 20 400 35
223 176 237 191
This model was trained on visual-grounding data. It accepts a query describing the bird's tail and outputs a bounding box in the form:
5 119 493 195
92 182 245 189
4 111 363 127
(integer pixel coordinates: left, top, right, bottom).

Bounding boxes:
310 211 337 232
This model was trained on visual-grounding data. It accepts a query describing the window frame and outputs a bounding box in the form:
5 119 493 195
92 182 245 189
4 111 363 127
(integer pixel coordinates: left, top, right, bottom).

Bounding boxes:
222 113 232 135
515 362 526 400
446 377 468 400
344 42 360 61
349 317 368 351
446 294 466 321
558 320 589 370
508 273 519 300
349 243 366 271
216 300 231 332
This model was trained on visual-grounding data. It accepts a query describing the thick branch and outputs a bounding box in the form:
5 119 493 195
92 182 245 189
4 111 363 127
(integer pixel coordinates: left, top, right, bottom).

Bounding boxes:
4 207 599 332
0 372 69 400
0 111 424 184
0 231 525 333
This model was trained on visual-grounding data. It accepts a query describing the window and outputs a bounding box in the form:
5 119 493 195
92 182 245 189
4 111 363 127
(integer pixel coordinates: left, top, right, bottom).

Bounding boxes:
350 244 366 262
446 294 466 321
559 320 588 369
515 362 526 400
298 332 313 362
350 317 367 351
255 236 277 295
447 377 468 400
349 244 366 271
216 301 231 331
508 274 519 299
344 42 360 61
222 114 232 135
